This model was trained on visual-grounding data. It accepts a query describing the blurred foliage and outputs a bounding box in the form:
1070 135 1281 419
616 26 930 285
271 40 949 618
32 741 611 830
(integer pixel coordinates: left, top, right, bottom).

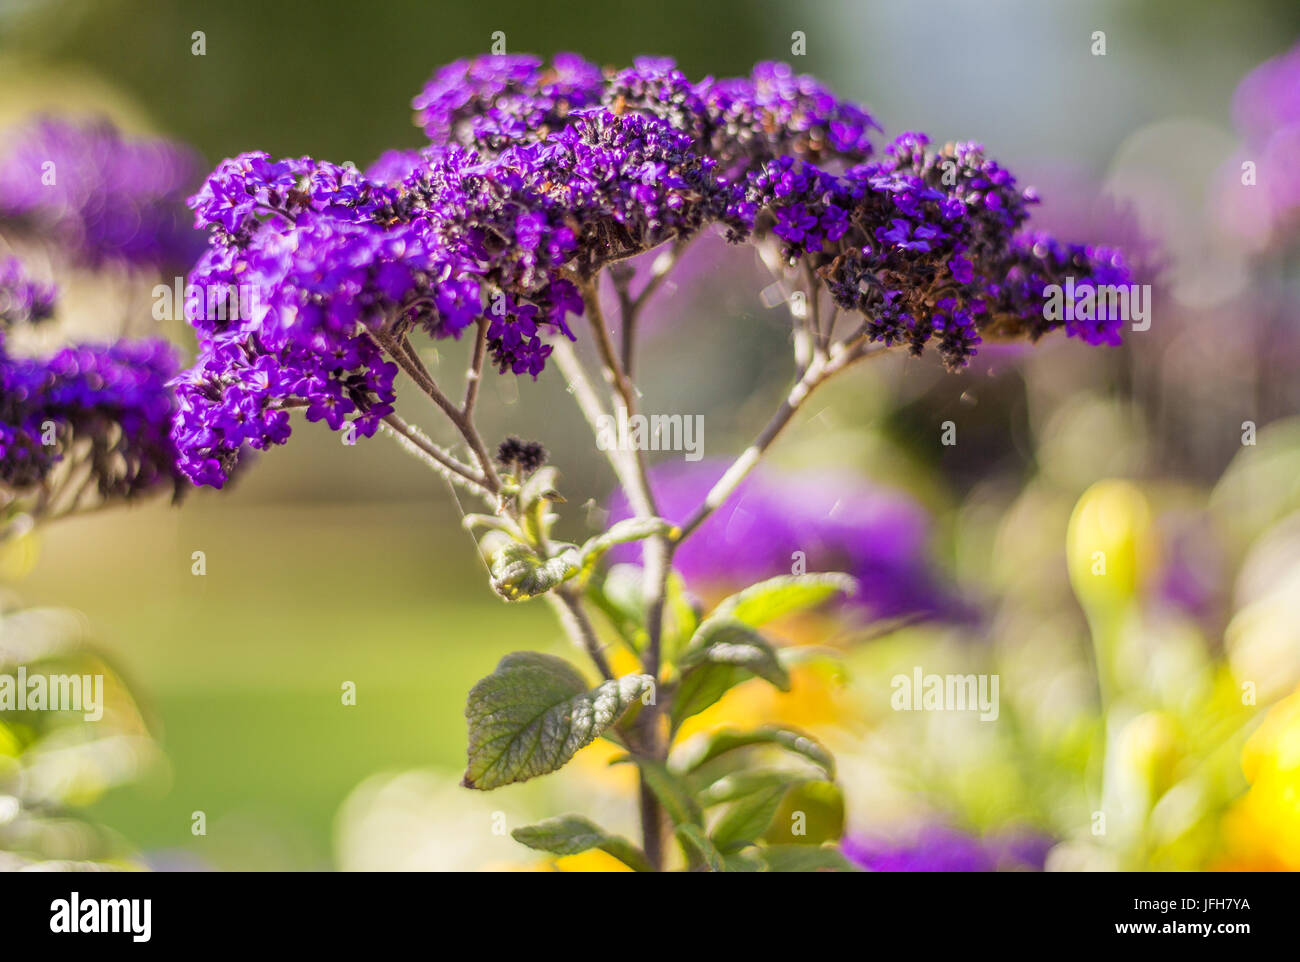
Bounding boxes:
0 594 160 869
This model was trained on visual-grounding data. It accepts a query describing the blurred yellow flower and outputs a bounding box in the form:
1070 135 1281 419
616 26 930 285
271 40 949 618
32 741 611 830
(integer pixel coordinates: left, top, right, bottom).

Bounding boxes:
551 850 635 872
1217 685 1300 870
1067 480 1155 619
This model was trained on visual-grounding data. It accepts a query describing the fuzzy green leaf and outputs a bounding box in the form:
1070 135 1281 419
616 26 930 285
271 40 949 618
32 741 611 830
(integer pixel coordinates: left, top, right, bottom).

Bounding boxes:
463 652 652 790
676 725 835 779
487 542 580 602
670 621 791 731
707 573 857 629
511 814 653 872
697 769 809 807
576 517 675 569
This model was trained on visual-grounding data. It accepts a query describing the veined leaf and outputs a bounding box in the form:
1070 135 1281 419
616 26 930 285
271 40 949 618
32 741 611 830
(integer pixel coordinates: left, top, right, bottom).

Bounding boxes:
674 823 724 872
489 518 674 603
463 652 652 790
512 814 653 872
706 573 857 629
675 725 836 779
488 541 580 602
761 844 858 872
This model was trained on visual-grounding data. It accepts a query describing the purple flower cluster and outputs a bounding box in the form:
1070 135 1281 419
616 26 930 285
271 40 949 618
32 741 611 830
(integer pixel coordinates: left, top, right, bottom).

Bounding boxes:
1 257 182 499
752 132 1131 367
174 154 407 486
413 54 605 150
172 54 1132 486
607 461 969 622
0 117 202 268
174 109 744 484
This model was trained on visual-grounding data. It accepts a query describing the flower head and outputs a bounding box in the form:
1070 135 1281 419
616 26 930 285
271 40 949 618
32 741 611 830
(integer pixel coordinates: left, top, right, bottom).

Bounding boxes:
1 260 183 503
173 54 1134 485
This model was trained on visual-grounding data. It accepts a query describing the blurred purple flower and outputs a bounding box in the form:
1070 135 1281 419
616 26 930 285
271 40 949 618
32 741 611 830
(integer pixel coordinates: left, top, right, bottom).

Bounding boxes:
843 824 1051 872
0 116 203 268
608 460 969 622
1221 41 1300 244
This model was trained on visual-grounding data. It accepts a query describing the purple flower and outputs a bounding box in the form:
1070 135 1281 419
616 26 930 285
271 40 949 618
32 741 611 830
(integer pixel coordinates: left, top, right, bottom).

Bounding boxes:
607 461 969 622
0 117 202 268
1 297 184 500
413 54 604 149
843 825 1052 872
878 218 940 252
1227 41 1300 242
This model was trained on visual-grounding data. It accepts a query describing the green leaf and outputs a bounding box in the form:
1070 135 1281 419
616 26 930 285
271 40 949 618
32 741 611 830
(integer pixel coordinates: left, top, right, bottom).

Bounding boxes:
680 620 791 688
670 621 790 732
760 844 858 872
661 571 700 666
575 517 676 572
612 756 703 826
676 725 836 779
461 513 524 538
698 769 808 807
517 465 564 512
488 518 674 603
586 565 648 652
706 573 857 629
674 823 725 872
463 652 652 790
512 815 653 872
670 664 746 732
487 541 580 602
709 783 788 852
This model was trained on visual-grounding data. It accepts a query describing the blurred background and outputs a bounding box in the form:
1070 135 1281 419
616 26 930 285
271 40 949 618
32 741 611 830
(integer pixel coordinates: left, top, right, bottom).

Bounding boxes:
1 0 1298 870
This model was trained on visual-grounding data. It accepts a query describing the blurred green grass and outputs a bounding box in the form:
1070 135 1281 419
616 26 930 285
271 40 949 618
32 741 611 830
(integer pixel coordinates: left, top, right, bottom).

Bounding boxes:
15 497 547 869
